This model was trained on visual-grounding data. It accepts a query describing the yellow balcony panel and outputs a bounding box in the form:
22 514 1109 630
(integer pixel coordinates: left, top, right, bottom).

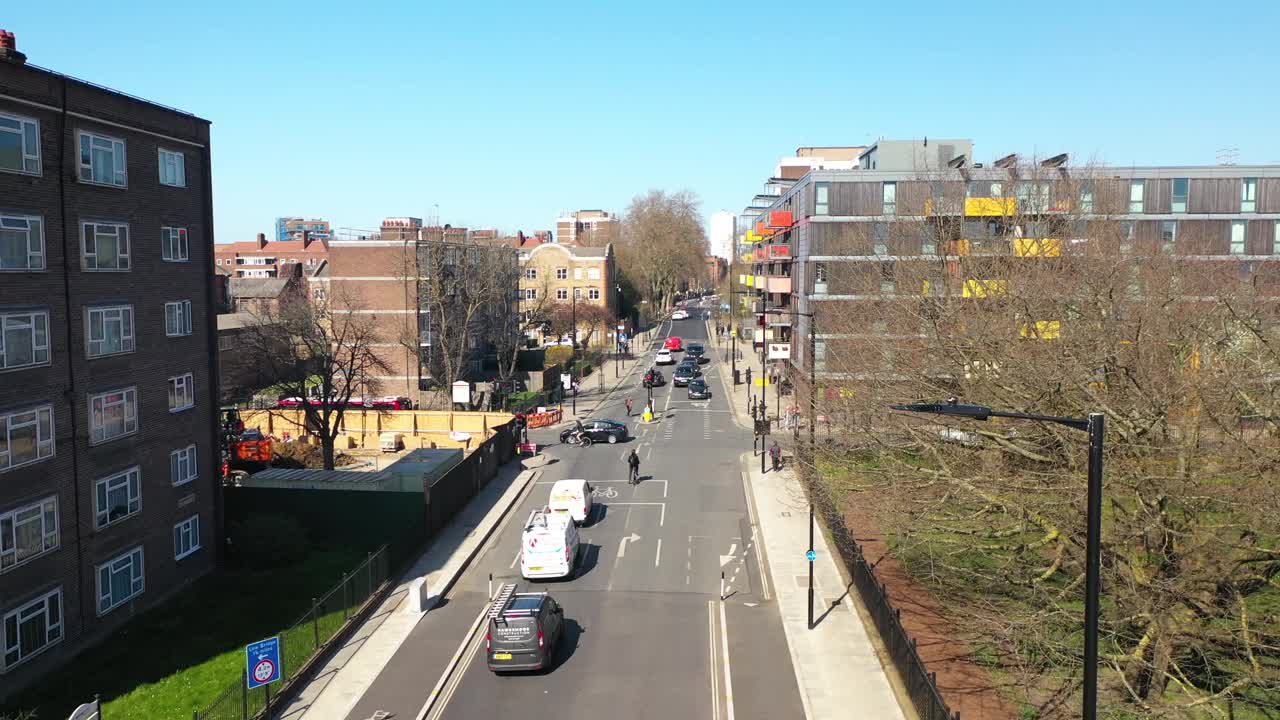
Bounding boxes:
948 239 970 256
963 279 1008 298
1019 320 1061 339
1013 238 1062 257
964 197 1016 216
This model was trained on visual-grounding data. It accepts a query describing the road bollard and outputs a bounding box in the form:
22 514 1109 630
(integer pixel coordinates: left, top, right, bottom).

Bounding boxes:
720 571 725 600
488 573 493 600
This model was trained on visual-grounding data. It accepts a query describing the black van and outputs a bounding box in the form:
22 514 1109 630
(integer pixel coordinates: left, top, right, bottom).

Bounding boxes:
486 586 565 673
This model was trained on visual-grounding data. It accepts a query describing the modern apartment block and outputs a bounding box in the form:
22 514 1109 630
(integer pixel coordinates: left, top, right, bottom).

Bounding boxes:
274 216 331 242
213 231 329 278
0 37 218 696
556 209 618 246
741 139 1280 405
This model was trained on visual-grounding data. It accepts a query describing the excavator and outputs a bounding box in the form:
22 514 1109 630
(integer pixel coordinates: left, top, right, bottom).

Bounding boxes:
219 407 273 481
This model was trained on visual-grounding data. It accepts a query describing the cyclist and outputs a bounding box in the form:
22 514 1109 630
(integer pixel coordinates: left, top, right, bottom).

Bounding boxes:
569 417 587 445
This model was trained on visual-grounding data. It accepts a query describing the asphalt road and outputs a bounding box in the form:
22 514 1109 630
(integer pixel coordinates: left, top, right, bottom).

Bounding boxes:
346 302 805 720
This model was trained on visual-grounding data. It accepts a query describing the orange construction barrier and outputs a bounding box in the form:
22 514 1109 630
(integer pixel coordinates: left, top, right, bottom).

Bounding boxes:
525 409 563 428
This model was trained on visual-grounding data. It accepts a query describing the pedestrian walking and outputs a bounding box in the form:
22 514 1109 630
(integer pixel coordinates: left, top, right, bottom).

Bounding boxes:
749 395 756 417
769 441 782 472
746 367 753 387
627 448 641 484
625 395 634 416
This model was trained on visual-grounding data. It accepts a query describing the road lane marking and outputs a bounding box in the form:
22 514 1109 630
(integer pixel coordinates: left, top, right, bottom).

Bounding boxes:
509 550 520 569
617 532 641 558
740 470 772 601
708 601 720 720
416 603 489 720
608 501 665 526
655 538 662 567
719 600 736 720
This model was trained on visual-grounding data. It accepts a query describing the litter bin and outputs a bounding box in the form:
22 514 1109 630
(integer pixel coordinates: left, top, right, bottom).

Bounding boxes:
733 369 741 386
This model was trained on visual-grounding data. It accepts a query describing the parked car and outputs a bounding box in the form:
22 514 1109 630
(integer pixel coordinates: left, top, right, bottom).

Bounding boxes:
371 396 413 410
687 378 711 400
487 587 566 673
643 367 667 386
673 365 701 387
559 419 629 445
655 349 676 365
664 336 683 351
672 309 689 320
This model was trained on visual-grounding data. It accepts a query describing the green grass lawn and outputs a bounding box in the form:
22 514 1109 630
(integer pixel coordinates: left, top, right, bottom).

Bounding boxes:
5 549 363 719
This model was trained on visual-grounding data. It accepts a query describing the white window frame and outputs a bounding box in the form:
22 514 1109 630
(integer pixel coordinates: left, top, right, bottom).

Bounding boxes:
1171 178 1188 213
0 496 58 572
524 288 537 300
89 387 137 445
882 181 897 215
573 267 582 280
77 131 126 187
165 300 192 337
1274 223 1280 255
588 288 601 300
170 444 197 486
158 149 186 188
161 226 189 262
96 546 144 616
174 515 200 561
168 373 195 413
0 405 55 473
81 221 130 271
1242 178 1257 213
815 182 829 215
0 112 40 176
1160 220 1177 254
2 588 62 671
587 267 601 280
0 310 50 372
524 268 537 280
0 214 45 271
556 288 568 300
555 268 568 280
94 466 141 529
1230 221 1246 255
86 305 135 358
1129 180 1145 213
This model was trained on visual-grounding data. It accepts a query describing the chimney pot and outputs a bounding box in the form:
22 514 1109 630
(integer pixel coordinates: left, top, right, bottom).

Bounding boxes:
301 230 311 249
0 29 27 64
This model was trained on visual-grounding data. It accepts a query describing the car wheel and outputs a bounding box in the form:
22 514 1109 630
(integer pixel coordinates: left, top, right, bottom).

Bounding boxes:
608 433 618 444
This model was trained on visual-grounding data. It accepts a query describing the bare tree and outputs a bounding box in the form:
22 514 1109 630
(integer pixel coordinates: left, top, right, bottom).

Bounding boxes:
617 190 708 311
804 164 1280 717
233 288 392 470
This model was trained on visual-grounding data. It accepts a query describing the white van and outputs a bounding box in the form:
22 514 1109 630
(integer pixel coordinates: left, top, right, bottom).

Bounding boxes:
520 508 580 580
548 479 593 526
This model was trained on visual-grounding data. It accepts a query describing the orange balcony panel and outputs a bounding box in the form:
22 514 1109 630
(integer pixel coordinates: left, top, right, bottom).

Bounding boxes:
767 244 791 260
767 210 794 229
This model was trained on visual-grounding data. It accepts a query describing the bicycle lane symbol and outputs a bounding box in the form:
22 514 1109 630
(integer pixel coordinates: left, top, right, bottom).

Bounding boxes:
592 486 619 499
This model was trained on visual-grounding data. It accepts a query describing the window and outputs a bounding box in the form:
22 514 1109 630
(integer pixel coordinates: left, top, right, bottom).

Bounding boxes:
312 287 326 303
588 288 601 300
882 182 896 215
0 497 58 571
81 222 130 270
813 263 828 295
2 589 61 670
0 214 45 271
1161 221 1177 254
813 338 827 372
161 227 188 262
1129 180 1145 213
556 288 568 300
814 182 829 215
168 373 195 412
0 113 40 176
1172 178 1188 213
573 268 582 280
880 263 896 294
94 467 140 528
587 267 601 280
158 149 185 187
1242 178 1257 213
524 288 537 300
524 268 537 280
96 547 144 615
165 300 192 337
89 388 137 444
1079 183 1094 214
1275 223 1280 255
174 515 200 560
1230 221 1246 255
1119 221 1135 253
556 268 567 280
573 288 582 300
86 305 135 357
0 311 49 371
170 445 197 486
78 131 126 187
0 405 54 473
873 223 888 255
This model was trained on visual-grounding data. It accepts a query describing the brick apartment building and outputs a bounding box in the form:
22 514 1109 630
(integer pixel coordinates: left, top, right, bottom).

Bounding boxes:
518 242 618 345
213 231 328 278
556 209 618 246
0 36 218 696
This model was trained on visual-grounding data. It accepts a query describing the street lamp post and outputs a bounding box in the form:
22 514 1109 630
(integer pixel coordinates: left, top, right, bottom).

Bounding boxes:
570 289 577 417
891 398 1104 720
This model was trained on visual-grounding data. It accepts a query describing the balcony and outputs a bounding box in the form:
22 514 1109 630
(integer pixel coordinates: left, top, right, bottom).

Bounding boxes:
766 244 791 260
1012 238 1062 257
766 276 792 294
965 197 1016 216
962 279 1008 298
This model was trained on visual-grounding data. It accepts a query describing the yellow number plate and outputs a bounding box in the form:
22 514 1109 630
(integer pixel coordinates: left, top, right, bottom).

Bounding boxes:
527 567 542 572
494 652 512 660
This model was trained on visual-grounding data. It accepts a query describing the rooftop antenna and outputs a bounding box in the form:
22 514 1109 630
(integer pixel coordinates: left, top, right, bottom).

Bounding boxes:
1216 147 1239 166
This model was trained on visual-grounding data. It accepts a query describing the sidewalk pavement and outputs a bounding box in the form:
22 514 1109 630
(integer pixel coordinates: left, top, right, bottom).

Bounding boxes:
708 318 908 720
276 461 539 720
558 320 667 422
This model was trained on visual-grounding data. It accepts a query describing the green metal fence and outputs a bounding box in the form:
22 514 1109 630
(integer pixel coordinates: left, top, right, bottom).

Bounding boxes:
193 547 391 720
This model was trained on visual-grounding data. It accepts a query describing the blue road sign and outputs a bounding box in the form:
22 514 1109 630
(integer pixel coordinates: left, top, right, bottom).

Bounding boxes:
246 636 281 689
806 550 817 562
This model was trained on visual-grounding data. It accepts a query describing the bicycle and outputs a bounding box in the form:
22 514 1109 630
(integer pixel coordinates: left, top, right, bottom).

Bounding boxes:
566 432 593 448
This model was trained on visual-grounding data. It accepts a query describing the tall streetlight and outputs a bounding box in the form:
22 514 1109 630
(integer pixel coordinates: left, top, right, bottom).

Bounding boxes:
570 288 578 416
765 307 817 629
615 283 624 379
890 398 1104 720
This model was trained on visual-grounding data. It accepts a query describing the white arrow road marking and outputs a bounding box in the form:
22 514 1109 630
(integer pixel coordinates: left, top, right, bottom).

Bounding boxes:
720 555 734 567
728 543 737 556
743 602 758 607
618 532 641 558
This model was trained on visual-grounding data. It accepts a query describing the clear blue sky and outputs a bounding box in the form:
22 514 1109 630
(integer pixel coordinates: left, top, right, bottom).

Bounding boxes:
8 1 1279 243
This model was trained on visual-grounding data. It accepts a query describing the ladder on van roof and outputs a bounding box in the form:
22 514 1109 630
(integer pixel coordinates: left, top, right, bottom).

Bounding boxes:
488 583 518 620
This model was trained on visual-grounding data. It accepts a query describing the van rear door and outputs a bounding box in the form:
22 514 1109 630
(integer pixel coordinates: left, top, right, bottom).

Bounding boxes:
489 615 538 660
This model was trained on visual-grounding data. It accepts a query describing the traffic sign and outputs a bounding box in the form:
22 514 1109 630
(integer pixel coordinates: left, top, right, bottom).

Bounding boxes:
805 550 816 562
246 636 281 689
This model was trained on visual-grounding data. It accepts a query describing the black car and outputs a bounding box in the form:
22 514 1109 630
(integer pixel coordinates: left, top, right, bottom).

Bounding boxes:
559 419 629 445
687 378 711 400
642 367 666 387
673 365 701 386
686 343 706 361
487 587 565 673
